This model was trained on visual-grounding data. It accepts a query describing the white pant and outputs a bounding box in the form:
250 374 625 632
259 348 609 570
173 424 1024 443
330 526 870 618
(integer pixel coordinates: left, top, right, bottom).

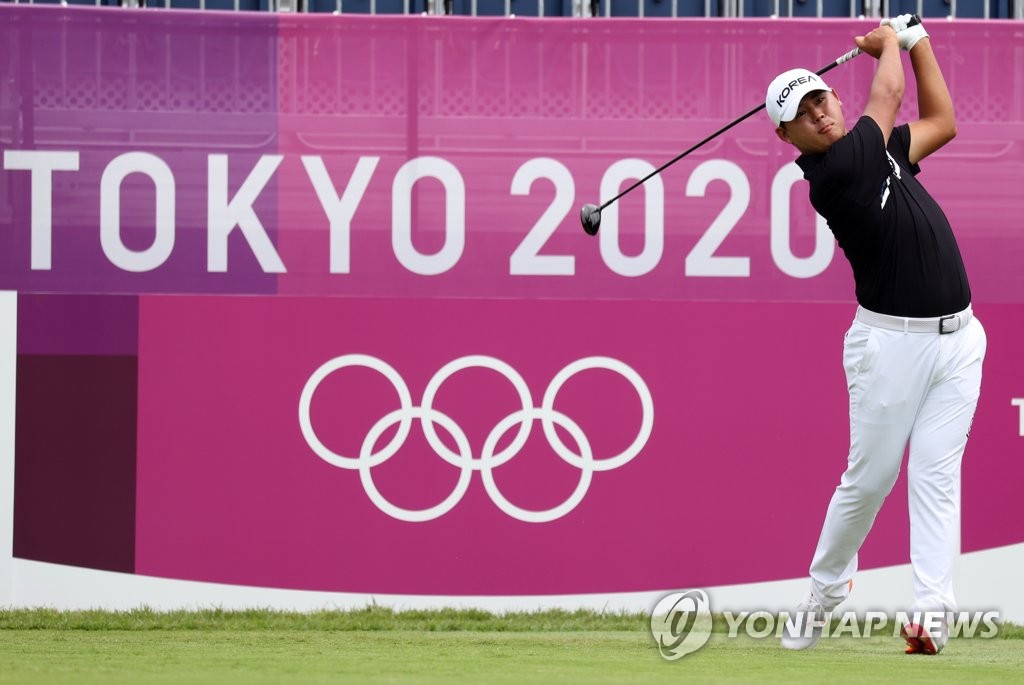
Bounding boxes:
809 308 987 613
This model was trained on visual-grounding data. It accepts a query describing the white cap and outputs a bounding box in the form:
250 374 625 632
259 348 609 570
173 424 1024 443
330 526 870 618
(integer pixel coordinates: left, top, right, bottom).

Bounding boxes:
765 68 832 127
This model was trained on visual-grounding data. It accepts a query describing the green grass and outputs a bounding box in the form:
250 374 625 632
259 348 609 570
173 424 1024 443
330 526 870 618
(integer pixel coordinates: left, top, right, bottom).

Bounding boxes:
0 607 649 632
1 609 1022 685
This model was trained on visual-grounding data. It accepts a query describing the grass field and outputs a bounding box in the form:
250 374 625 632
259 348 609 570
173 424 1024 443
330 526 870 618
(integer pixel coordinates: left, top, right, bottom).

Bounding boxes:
2 608 1023 684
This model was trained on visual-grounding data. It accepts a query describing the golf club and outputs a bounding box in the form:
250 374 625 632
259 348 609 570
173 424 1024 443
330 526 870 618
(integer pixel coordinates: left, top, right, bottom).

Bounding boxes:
580 15 920 236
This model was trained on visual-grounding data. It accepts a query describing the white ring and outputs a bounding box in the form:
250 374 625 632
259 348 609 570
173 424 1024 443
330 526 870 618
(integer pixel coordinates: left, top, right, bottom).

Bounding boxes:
479 408 593 523
298 354 413 469
359 406 473 522
419 355 534 467
541 356 654 471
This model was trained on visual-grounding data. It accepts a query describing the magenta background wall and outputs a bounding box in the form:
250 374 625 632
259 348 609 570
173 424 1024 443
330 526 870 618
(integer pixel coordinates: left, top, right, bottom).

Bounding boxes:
2 6 1022 595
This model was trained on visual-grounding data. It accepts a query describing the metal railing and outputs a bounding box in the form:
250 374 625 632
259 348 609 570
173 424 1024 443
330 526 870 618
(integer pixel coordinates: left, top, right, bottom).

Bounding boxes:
1 0 1019 19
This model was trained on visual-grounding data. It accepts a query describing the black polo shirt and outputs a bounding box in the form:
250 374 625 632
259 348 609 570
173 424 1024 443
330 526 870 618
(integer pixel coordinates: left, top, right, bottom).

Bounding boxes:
795 115 971 317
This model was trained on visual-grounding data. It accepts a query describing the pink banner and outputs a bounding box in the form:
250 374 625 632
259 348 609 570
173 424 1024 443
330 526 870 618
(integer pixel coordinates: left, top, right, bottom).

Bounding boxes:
4 7 1023 595
1 8 1021 305
131 295 1024 593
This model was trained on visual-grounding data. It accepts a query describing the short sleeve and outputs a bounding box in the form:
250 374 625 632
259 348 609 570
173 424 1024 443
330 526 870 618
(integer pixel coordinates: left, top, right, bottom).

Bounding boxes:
811 116 894 211
887 123 922 176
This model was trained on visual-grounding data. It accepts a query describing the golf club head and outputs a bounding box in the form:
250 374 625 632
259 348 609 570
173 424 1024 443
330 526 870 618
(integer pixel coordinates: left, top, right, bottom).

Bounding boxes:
580 203 601 235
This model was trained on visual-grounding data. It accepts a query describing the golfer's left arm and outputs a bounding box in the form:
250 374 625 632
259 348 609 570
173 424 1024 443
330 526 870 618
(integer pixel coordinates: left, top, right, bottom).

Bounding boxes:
907 37 956 165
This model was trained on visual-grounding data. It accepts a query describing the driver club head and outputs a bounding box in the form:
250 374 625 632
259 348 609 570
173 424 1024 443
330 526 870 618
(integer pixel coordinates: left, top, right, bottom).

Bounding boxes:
580 203 602 235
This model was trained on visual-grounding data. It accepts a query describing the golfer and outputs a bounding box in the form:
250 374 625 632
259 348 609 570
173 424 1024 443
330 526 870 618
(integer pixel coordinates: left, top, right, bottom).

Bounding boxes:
765 16 987 655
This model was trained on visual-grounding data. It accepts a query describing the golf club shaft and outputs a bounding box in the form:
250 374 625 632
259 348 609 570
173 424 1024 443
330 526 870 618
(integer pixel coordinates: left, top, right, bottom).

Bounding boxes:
595 47 861 213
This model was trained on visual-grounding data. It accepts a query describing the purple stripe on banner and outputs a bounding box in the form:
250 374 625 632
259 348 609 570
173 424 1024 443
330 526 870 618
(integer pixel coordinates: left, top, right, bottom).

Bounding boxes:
1 9 1021 302
17 294 138 356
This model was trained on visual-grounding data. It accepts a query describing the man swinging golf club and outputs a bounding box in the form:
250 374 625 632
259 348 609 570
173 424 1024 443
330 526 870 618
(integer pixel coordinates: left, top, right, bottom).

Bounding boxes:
767 16 987 655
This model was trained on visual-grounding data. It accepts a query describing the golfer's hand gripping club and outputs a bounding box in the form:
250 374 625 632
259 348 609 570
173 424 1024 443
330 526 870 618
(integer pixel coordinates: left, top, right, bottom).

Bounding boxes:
580 15 920 237
881 13 929 52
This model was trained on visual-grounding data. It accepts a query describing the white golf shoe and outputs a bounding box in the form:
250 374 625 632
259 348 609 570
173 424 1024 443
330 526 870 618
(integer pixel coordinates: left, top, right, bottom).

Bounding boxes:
780 593 829 651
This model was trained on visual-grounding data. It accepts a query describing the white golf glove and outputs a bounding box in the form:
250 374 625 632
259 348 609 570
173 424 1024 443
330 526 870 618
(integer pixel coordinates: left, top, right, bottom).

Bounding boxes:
881 14 929 52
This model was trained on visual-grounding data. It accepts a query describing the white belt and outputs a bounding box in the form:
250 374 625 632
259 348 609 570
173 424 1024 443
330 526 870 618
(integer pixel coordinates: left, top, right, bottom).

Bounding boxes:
855 306 972 335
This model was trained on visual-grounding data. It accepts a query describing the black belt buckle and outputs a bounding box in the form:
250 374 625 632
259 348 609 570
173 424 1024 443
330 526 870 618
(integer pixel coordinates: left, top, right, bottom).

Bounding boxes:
939 314 960 335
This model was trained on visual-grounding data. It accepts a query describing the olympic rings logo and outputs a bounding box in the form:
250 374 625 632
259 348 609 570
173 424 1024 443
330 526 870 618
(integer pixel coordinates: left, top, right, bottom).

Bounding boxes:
298 355 654 523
